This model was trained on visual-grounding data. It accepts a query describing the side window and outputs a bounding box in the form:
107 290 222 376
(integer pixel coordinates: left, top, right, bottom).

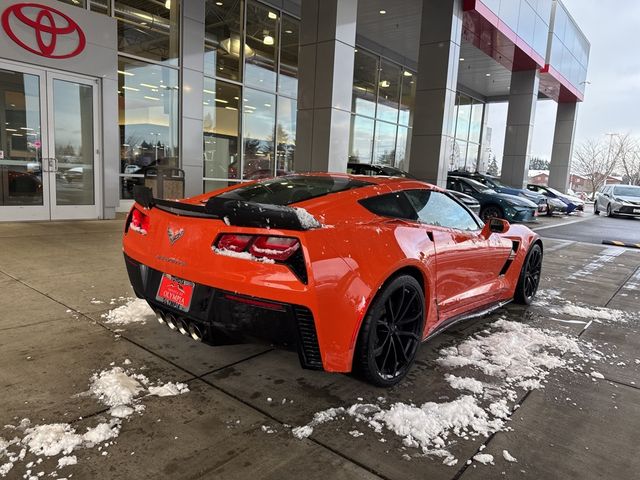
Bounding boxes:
446 178 459 191
359 192 417 220
405 189 481 231
527 185 538 192
459 180 475 195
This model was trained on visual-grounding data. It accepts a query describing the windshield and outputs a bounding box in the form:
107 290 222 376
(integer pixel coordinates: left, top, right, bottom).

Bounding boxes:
544 186 565 196
464 178 494 193
482 176 506 188
215 175 371 205
613 185 640 197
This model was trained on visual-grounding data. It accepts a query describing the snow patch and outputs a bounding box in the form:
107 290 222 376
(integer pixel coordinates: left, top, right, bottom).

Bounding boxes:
57 456 77 469
89 367 144 407
101 298 154 325
473 453 494 465
503 450 517 462
292 207 321 229
551 304 624 322
148 382 190 397
590 371 604 379
212 247 275 264
445 374 484 394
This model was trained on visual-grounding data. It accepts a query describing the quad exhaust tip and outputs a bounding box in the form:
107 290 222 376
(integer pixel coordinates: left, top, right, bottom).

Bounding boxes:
177 318 189 336
165 313 178 331
188 322 203 342
156 310 166 325
157 309 203 342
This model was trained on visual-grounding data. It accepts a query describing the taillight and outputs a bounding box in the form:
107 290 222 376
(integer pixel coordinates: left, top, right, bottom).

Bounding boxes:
214 234 300 261
129 208 150 234
249 236 300 261
217 234 253 252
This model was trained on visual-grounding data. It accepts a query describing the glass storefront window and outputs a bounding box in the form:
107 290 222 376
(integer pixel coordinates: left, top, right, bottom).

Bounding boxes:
89 0 109 14
118 57 179 200
395 126 410 171
204 179 241 192
243 88 275 179
245 1 278 91
352 50 378 118
469 101 483 144
279 15 299 98
204 0 243 82
455 94 471 140
399 70 416 126
373 122 397 165
466 144 479 171
0 70 42 206
377 60 400 123
349 115 374 163
203 78 241 181
115 0 180 65
276 97 296 175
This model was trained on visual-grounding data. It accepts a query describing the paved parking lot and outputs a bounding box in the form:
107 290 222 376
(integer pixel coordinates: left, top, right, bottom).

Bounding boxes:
1 218 639 479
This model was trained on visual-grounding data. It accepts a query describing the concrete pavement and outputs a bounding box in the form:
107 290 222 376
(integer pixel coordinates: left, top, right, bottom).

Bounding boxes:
1 218 639 479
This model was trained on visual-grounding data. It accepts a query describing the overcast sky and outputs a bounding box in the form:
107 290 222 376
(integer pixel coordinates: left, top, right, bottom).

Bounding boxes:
486 0 640 167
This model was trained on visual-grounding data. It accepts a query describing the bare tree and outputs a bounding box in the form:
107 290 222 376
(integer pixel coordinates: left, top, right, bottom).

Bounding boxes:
618 136 640 185
572 135 630 194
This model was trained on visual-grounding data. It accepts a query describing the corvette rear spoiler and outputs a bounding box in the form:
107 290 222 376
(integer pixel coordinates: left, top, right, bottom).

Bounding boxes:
133 185 320 231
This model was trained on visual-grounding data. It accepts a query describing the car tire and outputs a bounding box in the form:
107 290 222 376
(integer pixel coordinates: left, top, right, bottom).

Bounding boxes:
594 201 599 215
514 243 543 305
480 204 504 222
606 204 614 217
354 275 425 387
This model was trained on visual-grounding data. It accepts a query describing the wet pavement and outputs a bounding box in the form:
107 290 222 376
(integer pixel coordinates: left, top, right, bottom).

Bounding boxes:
1 218 639 479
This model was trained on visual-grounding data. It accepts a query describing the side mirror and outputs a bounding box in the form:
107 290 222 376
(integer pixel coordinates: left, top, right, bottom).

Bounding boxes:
482 217 510 237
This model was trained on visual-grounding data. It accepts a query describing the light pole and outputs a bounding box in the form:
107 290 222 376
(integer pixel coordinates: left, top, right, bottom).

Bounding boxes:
604 132 619 187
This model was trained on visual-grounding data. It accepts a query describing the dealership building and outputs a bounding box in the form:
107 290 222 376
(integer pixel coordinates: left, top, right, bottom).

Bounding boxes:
0 0 589 221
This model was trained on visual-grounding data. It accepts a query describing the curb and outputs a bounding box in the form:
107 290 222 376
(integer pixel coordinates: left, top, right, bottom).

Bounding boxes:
602 240 640 249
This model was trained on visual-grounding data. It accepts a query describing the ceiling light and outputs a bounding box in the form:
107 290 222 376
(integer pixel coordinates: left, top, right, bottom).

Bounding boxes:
117 70 134 76
379 9 386 14
264 103 271 107
6 128 17 132
215 98 229 104
122 86 140 91
140 83 158 89
268 11 277 20
285 30 293 34
203 89 215 94
485 73 491 77
459 57 465 61
379 80 390 88
165 0 170 9
225 106 238 111
263 34 274 46
216 1 223 5
221 35 254 58
144 96 160 101
403 71 413 77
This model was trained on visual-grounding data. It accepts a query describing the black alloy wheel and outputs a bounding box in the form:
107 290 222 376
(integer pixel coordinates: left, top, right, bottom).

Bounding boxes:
515 243 543 305
355 275 425 387
480 205 503 222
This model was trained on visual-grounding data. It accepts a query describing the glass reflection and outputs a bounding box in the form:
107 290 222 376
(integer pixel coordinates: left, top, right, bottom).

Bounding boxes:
276 97 296 175
204 0 243 82
455 94 471 140
352 50 378 118
377 60 400 123
373 122 397 165
349 115 374 163
115 0 180 65
204 179 240 193
395 126 410 171
245 1 278 91
399 70 416 126
118 57 179 200
53 80 94 206
203 78 241 181
469 102 483 144
0 70 42 206
242 88 275 179
279 15 299 97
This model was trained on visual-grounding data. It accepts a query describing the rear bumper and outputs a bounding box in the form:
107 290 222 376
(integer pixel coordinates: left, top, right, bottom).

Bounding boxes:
124 254 323 370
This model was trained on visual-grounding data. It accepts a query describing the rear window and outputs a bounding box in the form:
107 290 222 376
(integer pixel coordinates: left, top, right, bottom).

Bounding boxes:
214 175 371 206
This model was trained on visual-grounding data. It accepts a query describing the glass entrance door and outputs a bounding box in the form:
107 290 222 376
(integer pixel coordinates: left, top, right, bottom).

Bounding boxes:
0 62 100 221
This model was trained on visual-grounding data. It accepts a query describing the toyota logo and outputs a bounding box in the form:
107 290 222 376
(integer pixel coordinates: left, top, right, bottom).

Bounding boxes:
1 3 86 59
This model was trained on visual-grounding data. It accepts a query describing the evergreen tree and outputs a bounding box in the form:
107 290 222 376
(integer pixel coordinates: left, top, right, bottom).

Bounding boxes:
487 156 499 175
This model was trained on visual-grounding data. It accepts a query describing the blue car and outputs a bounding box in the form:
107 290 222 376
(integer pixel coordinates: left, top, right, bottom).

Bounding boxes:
447 175 538 223
526 184 585 214
450 172 548 214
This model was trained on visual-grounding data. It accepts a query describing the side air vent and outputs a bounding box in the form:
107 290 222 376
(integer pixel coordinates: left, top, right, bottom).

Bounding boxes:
294 306 323 370
498 241 520 276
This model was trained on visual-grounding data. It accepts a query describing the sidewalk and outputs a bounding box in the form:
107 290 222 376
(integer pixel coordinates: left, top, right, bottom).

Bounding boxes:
1 219 639 480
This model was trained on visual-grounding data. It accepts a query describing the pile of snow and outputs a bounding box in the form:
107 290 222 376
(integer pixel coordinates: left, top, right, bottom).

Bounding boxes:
290 318 590 466
292 207 321 229
101 298 154 325
212 247 275 264
550 304 625 322
0 363 189 479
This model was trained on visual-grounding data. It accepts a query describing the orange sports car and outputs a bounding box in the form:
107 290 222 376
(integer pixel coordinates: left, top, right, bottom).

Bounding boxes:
123 173 542 386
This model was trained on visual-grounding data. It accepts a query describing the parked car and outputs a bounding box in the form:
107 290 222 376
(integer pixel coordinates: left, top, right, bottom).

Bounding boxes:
447 175 538 223
347 162 481 215
124 173 542 386
450 171 548 215
595 184 640 217
526 184 585 214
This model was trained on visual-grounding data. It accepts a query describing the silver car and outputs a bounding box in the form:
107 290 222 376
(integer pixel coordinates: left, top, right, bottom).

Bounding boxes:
595 184 640 217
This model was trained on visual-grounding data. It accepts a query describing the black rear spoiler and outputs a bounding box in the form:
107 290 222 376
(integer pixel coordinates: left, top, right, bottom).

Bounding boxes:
133 186 319 231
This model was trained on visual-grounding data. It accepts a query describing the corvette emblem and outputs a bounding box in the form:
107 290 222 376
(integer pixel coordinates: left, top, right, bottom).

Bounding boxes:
167 227 184 245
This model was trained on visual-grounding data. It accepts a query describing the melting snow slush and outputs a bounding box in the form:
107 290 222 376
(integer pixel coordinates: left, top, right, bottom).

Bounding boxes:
0 362 189 478
291 318 593 466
